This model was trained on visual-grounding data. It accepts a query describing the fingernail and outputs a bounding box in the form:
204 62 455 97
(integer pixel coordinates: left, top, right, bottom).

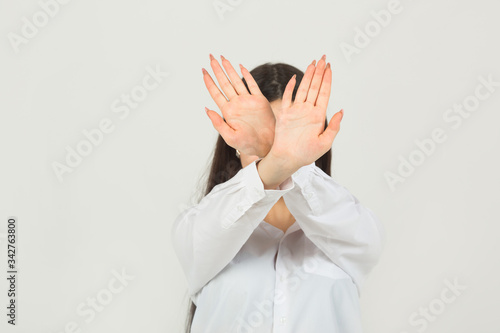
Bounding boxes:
205 107 209 113
312 60 316 66
202 68 206 75
321 54 326 60
221 55 226 61
209 53 215 61
239 64 245 71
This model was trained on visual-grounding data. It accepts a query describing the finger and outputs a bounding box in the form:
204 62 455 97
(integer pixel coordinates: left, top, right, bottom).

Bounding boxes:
316 62 332 109
282 74 297 110
209 54 237 100
220 55 249 95
295 59 317 103
306 55 327 104
239 64 263 95
319 109 343 148
202 68 228 111
205 107 236 145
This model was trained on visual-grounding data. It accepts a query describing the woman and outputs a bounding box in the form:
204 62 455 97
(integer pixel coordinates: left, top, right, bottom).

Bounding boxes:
171 54 386 332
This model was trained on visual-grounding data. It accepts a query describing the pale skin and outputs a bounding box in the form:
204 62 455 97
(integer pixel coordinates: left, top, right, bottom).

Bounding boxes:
203 54 343 232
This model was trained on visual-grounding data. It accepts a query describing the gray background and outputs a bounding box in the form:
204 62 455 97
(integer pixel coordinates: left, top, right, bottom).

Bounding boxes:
1 0 499 332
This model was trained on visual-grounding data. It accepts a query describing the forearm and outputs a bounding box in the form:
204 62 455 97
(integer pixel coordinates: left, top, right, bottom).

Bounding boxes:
171 158 295 296
256 150 300 190
282 165 386 295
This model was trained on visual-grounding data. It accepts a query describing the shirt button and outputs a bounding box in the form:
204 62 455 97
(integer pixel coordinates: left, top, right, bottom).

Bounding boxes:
280 316 286 324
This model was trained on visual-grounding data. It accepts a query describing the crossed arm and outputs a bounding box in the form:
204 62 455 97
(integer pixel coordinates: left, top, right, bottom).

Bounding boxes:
202 54 344 189
171 157 385 299
171 55 385 300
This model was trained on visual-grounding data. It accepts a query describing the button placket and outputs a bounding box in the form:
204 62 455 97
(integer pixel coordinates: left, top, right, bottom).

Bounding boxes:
273 240 291 331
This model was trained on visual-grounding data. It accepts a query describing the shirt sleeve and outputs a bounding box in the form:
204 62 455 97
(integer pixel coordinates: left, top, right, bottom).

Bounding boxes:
171 157 295 300
282 163 387 297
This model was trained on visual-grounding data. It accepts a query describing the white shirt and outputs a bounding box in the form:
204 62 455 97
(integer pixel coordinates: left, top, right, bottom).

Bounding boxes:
171 157 386 333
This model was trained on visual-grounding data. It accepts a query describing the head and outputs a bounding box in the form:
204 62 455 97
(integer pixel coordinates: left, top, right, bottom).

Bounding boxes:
184 62 332 332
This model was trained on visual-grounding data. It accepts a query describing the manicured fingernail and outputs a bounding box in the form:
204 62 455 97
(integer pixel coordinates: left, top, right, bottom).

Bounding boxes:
326 62 331 69
205 107 209 113
221 55 226 61
321 54 326 60
291 74 296 80
239 64 245 71
209 53 215 61
312 60 316 66
202 68 206 75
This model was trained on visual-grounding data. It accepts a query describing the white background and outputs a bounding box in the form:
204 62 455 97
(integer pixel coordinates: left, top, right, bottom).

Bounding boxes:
1 0 499 332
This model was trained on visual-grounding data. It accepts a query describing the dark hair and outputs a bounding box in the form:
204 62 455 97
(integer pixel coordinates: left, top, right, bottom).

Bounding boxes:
184 62 332 332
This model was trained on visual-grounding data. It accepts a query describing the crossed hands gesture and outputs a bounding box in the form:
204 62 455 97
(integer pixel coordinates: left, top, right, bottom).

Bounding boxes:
202 54 343 172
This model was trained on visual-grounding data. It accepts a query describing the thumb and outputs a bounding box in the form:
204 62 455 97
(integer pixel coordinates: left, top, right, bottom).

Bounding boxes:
205 107 235 145
319 109 343 148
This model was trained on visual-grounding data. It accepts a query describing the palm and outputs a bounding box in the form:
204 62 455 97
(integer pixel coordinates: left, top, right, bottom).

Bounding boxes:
219 93 275 157
274 102 328 163
271 56 343 168
202 54 275 158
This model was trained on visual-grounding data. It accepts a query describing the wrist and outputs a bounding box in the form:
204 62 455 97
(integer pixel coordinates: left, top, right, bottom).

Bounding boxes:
258 146 272 159
256 151 298 190
266 148 300 174
257 138 274 158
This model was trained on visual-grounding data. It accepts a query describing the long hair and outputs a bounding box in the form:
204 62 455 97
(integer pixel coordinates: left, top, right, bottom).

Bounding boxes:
184 62 332 332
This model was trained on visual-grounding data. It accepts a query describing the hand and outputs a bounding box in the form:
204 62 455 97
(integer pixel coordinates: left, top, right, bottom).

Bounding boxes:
202 54 275 158
268 55 343 171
